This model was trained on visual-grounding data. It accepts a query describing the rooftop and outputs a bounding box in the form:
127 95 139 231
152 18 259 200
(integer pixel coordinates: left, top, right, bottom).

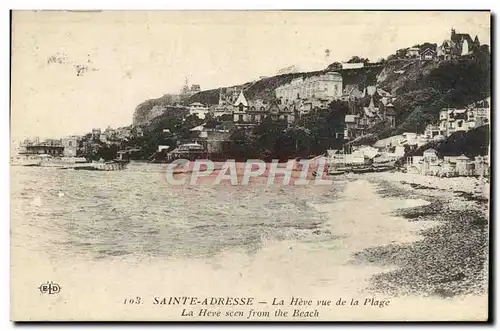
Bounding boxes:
345 114 359 123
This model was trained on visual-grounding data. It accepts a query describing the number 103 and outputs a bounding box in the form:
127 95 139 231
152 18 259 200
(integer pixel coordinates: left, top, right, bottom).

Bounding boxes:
124 297 142 304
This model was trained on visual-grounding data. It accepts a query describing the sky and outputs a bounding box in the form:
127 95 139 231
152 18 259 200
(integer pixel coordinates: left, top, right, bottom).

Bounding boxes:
11 10 490 140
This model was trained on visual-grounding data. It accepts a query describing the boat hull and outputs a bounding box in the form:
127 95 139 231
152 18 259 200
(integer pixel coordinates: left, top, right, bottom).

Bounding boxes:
71 161 128 171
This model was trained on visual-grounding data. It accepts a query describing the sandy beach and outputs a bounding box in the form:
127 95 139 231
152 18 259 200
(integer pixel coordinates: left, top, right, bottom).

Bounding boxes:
11 170 489 321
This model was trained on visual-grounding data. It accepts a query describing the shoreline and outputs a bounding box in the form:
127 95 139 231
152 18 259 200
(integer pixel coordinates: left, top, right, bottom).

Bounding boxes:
352 172 489 299
365 171 490 197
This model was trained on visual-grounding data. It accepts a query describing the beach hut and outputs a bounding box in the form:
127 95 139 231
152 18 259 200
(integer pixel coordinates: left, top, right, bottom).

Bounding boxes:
455 154 473 176
441 159 457 177
423 148 438 161
474 156 489 177
421 148 439 175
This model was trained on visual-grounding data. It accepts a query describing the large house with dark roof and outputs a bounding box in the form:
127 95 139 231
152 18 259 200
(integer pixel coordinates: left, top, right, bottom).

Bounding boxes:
343 94 397 140
232 90 295 126
438 28 481 60
439 97 490 136
420 46 437 61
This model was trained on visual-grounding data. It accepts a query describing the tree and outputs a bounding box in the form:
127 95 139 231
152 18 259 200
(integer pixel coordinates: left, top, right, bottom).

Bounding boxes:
83 140 102 162
425 58 490 107
229 128 257 160
204 113 219 129
98 144 119 161
218 114 233 122
327 62 342 70
395 106 435 134
347 56 370 64
282 126 312 158
252 116 288 159
302 100 348 153
414 42 437 51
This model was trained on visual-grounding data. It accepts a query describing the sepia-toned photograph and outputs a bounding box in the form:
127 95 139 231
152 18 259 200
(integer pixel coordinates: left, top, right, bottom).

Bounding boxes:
10 10 490 321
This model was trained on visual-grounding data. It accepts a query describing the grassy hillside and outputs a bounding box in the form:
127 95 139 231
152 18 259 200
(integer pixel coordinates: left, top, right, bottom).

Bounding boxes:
375 49 490 140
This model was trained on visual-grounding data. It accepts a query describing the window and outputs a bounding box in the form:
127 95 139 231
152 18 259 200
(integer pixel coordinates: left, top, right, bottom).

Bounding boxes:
458 121 463 128
238 114 243 122
283 115 288 122
251 115 256 122
239 104 244 112
260 106 265 111
68 141 73 147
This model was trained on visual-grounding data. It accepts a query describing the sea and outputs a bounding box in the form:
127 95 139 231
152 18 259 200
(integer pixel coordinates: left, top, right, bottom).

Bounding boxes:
11 162 342 263
11 163 489 321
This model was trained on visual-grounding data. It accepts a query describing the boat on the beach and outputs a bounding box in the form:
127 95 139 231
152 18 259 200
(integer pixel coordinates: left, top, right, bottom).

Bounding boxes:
165 143 208 162
352 167 374 174
19 162 41 167
335 166 352 172
11 155 43 167
12 151 129 171
12 154 90 168
372 164 395 172
328 170 346 175
69 160 129 171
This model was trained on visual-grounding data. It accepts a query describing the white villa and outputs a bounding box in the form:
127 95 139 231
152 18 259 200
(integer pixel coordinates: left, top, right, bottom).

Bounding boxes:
275 71 343 103
188 102 210 119
439 98 490 136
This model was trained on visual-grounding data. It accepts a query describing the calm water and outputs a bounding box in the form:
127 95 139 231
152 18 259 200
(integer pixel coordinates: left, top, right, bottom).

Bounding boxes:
11 163 343 262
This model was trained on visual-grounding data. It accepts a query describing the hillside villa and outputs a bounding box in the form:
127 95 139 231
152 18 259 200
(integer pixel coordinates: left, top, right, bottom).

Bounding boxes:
438 28 482 60
344 93 397 140
232 90 295 126
274 71 343 103
439 98 490 136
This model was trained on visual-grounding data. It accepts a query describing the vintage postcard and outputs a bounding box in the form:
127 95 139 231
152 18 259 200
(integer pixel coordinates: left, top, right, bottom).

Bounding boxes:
10 10 490 321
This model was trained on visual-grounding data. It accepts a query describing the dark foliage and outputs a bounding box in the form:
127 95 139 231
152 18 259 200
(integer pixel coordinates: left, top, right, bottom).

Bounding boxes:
404 125 490 159
226 100 348 161
347 56 370 64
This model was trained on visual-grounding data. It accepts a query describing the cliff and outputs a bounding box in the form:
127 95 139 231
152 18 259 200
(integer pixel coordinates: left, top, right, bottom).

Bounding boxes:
133 94 181 126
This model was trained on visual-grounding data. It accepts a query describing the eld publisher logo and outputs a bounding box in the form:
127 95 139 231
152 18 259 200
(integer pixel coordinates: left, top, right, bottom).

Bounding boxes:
39 281 61 295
